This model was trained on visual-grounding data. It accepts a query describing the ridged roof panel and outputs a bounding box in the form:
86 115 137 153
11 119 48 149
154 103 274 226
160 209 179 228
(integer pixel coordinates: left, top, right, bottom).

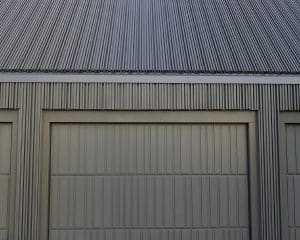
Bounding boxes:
0 0 300 73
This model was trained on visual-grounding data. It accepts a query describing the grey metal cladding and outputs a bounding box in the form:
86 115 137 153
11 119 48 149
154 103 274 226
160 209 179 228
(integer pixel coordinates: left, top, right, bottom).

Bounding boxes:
0 0 300 74
0 82 298 240
44 123 251 239
286 125 300 238
0 124 12 239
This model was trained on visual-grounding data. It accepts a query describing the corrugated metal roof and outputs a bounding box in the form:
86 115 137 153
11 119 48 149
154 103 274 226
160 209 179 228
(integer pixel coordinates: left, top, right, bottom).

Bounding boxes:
0 0 299 74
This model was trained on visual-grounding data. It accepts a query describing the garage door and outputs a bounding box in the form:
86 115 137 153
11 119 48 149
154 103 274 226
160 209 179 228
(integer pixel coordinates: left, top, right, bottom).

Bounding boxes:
41 112 257 240
282 123 300 239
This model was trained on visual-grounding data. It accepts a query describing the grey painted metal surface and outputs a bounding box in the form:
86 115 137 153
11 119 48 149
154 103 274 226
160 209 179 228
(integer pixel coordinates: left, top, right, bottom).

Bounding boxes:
39 111 258 240
0 73 299 84
0 124 12 240
0 83 298 240
286 124 300 240
0 0 300 73
0 112 18 240
47 122 250 239
279 113 300 240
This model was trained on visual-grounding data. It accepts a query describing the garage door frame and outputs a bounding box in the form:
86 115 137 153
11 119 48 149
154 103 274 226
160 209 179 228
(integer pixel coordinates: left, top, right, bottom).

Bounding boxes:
0 110 18 240
40 111 259 240
279 112 300 240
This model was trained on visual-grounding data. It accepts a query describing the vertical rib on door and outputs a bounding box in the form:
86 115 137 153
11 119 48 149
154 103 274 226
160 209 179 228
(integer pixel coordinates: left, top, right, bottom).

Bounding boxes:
0 124 12 240
49 123 250 240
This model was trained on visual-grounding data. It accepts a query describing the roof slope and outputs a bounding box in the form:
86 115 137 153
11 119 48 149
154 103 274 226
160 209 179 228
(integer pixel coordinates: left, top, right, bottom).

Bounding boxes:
0 0 300 73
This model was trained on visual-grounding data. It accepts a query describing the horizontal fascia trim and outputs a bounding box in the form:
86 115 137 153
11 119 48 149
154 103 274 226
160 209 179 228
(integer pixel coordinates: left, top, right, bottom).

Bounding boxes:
0 73 299 84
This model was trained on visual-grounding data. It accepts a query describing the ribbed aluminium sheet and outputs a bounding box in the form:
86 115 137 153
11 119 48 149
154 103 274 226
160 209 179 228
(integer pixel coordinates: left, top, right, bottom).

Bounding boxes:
0 0 299 73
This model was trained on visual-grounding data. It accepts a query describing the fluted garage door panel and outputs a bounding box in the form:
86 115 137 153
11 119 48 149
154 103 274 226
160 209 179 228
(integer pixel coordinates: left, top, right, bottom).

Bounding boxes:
0 124 12 240
49 123 250 240
285 124 300 239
